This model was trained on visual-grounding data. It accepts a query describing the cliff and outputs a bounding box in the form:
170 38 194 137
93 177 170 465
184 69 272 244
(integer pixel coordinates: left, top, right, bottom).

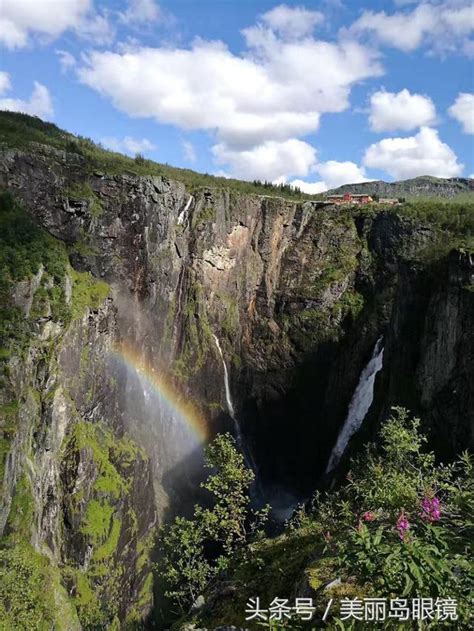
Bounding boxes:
0 126 473 627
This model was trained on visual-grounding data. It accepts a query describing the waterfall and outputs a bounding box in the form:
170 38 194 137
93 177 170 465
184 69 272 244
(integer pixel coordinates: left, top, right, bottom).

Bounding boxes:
212 334 263 499
325 337 384 474
212 334 235 419
177 194 193 225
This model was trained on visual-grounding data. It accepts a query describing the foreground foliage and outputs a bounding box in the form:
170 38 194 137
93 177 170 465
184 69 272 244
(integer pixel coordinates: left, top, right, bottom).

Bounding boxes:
185 409 473 629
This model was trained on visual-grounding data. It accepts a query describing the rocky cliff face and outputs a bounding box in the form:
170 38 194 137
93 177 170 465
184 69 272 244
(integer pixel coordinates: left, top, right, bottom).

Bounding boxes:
0 144 473 625
0 156 157 628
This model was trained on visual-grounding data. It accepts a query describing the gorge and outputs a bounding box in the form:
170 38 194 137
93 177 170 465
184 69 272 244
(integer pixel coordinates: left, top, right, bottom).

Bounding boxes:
0 113 473 629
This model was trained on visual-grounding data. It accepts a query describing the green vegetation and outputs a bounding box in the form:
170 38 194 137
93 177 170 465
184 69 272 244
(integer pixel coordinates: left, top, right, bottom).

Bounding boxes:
186 409 473 629
5 475 35 541
0 190 69 352
0 190 110 352
62 420 153 628
157 433 268 612
70 269 110 320
0 542 56 630
66 181 103 217
0 110 316 201
356 198 474 254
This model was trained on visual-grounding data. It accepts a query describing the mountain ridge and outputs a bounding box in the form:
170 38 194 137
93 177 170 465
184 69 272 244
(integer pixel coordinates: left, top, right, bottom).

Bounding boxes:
328 175 474 199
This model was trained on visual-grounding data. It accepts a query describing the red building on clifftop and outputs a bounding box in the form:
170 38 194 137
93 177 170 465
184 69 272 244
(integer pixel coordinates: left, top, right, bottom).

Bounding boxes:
326 192 373 204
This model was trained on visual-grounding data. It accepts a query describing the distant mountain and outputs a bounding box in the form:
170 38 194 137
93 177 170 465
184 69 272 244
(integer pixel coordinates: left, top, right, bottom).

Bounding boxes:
327 176 474 199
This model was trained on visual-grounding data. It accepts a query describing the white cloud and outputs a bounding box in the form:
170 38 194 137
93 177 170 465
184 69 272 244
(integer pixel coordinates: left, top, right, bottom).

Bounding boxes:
0 0 92 49
120 0 161 24
369 88 436 132
347 1 474 55
363 127 463 179
102 136 156 155
291 160 370 193
182 140 197 163
290 179 327 194
212 139 317 181
75 11 115 45
448 92 474 134
0 77 53 119
261 4 324 39
56 50 76 73
77 14 381 180
78 39 380 150
318 160 370 187
0 71 11 94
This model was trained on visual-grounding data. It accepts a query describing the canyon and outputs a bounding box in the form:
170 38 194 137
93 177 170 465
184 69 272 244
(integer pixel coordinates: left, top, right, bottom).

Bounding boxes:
0 124 473 628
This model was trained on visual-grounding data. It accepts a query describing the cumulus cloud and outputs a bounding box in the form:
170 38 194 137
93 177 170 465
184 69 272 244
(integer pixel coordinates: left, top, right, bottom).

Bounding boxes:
290 179 328 194
120 0 161 24
260 4 324 39
448 93 474 134
0 76 53 119
347 1 474 55
212 139 317 181
0 0 92 49
363 127 463 179
77 9 381 181
369 88 436 132
101 136 156 155
78 39 379 149
291 160 370 193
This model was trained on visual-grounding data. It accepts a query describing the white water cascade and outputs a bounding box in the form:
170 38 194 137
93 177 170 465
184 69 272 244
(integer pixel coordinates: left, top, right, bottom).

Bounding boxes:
212 334 236 420
177 194 193 225
325 337 384 474
212 333 259 464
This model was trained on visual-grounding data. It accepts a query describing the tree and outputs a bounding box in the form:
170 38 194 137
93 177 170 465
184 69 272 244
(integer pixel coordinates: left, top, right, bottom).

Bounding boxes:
157 434 268 612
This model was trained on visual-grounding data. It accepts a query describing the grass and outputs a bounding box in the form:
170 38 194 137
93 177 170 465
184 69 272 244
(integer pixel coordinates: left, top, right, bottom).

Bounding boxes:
70 269 110 320
0 110 318 201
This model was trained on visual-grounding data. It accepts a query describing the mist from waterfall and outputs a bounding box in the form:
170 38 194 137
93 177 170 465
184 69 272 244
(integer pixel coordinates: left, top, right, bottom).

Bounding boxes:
326 337 384 474
107 292 207 517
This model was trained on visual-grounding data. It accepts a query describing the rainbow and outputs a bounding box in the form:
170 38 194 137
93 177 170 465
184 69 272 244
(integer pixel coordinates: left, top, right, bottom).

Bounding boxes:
111 343 211 442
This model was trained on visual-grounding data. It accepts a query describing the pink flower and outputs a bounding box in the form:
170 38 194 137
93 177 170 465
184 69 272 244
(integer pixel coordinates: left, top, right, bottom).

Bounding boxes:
396 512 410 540
420 496 441 522
362 511 376 522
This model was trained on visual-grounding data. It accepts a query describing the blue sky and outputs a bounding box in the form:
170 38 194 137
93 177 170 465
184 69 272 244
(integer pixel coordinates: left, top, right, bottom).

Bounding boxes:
0 0 473 191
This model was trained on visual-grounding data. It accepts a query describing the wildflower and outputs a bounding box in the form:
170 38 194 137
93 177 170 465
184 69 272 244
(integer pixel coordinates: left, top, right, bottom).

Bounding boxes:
362 511 376 522
420 496 441 522
396 511 410 540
